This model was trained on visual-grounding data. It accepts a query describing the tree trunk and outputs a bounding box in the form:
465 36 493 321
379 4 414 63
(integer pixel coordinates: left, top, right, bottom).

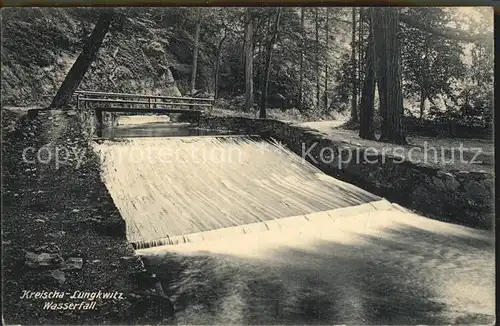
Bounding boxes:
190 7 201 95
50 11 114 108
350 7 358 122
419 39 430 120
373 8 406 144
256 34 261 98
214 30 227 100
359 20 376 140
315 8 320 107
214 61 220 99
323 8 329 111
260 8 282 119
299 7 305 111
419 89 426 120
244 9 255 112
259 17 271 104
358 7 364 104
372 9 388 139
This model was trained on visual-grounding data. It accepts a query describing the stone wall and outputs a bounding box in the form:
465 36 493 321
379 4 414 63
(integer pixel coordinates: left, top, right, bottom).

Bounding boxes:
199 116 494 229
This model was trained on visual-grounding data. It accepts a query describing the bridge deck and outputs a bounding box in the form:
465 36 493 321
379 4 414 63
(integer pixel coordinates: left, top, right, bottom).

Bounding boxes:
76 90 214 114
75 90 214 102
93 136 381 245
95 107 203 114
82 97 212 107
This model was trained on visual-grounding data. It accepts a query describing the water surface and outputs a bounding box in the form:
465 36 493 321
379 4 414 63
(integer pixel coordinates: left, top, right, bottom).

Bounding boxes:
100 122 237 138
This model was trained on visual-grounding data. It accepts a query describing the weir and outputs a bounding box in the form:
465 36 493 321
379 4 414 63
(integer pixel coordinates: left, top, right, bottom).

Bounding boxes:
90 118 494 324
93 133 384 249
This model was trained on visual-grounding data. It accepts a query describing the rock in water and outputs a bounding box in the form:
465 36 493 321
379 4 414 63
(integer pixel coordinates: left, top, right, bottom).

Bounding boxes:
25 251 64 268
62 257 83 271
50 270 66 285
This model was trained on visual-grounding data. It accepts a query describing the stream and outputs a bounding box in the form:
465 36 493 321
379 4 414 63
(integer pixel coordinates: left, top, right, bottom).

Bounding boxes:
96 117 495 325
101 122 237 138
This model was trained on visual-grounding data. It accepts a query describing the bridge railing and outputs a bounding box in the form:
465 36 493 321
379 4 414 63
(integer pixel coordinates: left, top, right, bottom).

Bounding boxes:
74 90 214 113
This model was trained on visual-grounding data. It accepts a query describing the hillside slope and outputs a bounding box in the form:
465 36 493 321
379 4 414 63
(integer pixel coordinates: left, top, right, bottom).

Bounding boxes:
1 8 209 107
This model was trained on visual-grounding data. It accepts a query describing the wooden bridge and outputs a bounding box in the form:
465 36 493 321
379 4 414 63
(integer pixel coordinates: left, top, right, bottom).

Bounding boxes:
75 90 214 125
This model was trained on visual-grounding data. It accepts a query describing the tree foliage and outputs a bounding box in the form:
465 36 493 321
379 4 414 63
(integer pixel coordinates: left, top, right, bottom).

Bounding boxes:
3 6 492 134
333 6 492 135
400 8 466 118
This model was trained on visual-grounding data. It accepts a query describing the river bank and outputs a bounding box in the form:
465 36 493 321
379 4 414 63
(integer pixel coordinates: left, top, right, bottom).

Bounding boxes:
2 109 174 324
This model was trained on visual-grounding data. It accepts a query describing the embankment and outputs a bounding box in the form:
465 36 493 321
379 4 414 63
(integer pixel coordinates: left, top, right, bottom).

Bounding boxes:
199 116 494 229
2 109 174 324
1 8 213 107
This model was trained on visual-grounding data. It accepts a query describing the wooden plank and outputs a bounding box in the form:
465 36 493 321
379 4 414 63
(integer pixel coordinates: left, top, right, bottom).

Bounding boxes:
95 107 202 114
80 98 212 107
75 90 214 102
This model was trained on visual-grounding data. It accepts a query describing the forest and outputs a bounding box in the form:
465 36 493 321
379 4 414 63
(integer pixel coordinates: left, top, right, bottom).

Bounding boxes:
1 7 494 144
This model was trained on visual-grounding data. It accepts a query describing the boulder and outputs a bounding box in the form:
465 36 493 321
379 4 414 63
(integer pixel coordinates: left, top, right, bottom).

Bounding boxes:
62 257 83 271
50 270 66 285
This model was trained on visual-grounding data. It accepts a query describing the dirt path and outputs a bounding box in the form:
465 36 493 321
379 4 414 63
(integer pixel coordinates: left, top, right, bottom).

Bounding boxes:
298 120 493 172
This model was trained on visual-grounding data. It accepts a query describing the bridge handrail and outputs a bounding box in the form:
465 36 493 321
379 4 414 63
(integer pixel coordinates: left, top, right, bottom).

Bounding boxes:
79 97 212 107
75 90 214 103
95 107 203 114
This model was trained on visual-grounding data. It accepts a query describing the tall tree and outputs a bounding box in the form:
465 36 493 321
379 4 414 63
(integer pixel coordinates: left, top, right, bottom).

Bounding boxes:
358 7 364 102
298 7 305 110
50 10 114 108
256 15 264 99
323 8 330 110
214 27 228 100
418 37 430 119
190 7 202 95
373 7 406 144
350 7 358 122
260 8 282 119
359 10 376 140
243 9 255 112
357 7 487 143
315 8 320 107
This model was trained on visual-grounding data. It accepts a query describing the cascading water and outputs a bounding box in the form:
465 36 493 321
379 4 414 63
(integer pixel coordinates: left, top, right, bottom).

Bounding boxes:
91 116 495 324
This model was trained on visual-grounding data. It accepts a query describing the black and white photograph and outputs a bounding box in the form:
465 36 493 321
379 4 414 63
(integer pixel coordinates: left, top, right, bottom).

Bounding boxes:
1 3 495 325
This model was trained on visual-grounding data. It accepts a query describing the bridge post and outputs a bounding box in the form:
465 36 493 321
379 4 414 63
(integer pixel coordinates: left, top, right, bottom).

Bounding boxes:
95 109 103 128
197 111 202 127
